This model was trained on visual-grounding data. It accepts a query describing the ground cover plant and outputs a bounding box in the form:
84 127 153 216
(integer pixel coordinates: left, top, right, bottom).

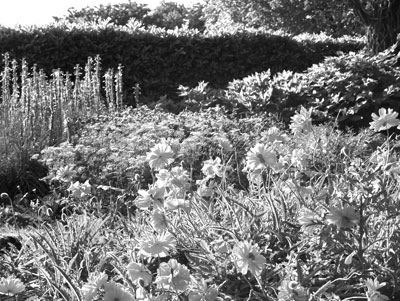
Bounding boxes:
2 23 400 301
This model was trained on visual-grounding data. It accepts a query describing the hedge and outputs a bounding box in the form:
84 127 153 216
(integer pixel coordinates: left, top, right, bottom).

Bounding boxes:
0 24 365 105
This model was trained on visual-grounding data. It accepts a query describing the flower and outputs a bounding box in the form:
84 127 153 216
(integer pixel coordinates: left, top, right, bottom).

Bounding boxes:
290 106 313 135
81 272 107 301
155 259 191 292
266 127 288 143
202 157 224 179
277 280 308 301
365 278 389 301
103 281 134 301
291 148 307 170
135 186 166 210
369 108 400 132
56 165 77 182
298 209 320 228
326 207 359 229
215 136 233 152
127 262 152 286
152 210 169 231
245 143 279 171
139 231 177 257
165 197 191 213
146 141 175 170
68 180 91 199
135 189 153 209
231 241 266 276
0 276 25 296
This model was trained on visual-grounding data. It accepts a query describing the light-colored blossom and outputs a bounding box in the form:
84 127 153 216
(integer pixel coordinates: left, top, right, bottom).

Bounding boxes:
103 281 134 301
164 197 191 213
152 210 169 231
202 157 224 179
245 143 279 171
231 241 266 276
81 272 107 301
290 106 313 135
215 136 233 152
266 127 288 143
298 209 320 228
0 276 25 296
56 165 77 182
68 180 91 199
155 259 191 292
277 280 308 301
291 148 307 170
326 207 359 229
135 186 166 210
365 278 389 301
139 231 177 258
136 189 153 209
127 262 152 286
369 108 400 132
146 141 175 170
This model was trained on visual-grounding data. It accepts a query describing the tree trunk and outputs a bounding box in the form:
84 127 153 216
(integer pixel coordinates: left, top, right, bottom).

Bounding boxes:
348 0 400 53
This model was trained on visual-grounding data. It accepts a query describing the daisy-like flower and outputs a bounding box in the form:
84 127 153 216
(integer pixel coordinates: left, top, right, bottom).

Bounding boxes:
56 165 77 182
202 157 224 179
369 108 400 132
365 278 389 301
155 259 191 292
231 241 266 277
326 206 359 229
81 271 107 301
146 141 175 170
127 262 152 286
277 280 308 301
0 276 25 296
103 281 134 301
245 143 279 172
139 231 177 258
289 106 313 135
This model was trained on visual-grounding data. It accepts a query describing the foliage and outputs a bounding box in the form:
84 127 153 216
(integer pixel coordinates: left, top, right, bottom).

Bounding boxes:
146 1 205 31
348 0 400 52
201 0 364 37
0 54 123 199
0 24 364 106
178 42 400 131
53 0 152 26
3 103 400 300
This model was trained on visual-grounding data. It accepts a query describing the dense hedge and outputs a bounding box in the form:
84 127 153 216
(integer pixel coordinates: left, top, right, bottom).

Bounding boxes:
0 24 364 105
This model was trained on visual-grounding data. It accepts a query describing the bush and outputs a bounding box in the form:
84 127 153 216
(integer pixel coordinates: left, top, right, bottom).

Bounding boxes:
0 24 364 106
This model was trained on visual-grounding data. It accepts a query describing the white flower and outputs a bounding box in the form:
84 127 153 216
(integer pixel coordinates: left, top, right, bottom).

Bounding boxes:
290 106 312 135
365 278 389 301
146 141 175 170
369 108 400 132
127 262 152 286
245 143 279 171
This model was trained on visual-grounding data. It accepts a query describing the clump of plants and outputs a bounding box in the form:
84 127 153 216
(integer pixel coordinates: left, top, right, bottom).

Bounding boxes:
0 53 123 199
2 102 400 300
